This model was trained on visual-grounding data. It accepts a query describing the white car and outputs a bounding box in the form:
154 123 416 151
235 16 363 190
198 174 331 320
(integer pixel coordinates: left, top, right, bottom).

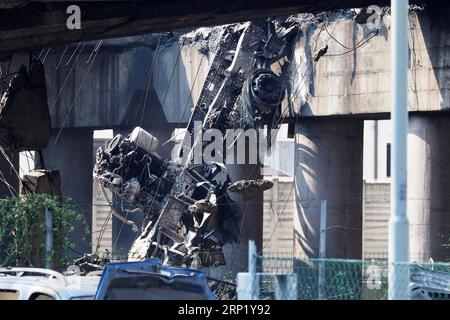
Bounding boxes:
0 267 100 300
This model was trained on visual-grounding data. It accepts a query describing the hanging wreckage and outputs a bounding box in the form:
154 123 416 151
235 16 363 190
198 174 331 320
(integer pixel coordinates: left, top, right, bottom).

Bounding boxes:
93 19 299 268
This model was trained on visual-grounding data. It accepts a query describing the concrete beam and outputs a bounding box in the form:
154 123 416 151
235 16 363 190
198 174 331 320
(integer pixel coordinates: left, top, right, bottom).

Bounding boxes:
289 9 450 119
0 0 414 56
43 45 159 129
4 41 171 129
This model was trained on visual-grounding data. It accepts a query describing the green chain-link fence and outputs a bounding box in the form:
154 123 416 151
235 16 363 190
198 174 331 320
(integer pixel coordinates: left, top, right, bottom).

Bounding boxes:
254 255 450 300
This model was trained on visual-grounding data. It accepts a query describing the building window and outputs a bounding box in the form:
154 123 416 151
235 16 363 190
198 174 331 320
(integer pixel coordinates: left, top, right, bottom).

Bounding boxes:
386 143 391 178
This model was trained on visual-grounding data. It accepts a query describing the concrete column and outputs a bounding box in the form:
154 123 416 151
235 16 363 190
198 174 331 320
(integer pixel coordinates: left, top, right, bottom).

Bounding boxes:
294 118 363 260
408 114 450 262
42 128 93 255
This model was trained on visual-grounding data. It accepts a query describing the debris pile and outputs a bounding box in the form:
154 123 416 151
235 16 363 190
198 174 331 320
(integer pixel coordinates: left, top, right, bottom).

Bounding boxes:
93 18 299 268
95 127 242 267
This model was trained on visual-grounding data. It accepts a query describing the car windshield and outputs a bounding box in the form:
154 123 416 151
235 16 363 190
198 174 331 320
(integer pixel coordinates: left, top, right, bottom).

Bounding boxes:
103 275 208 300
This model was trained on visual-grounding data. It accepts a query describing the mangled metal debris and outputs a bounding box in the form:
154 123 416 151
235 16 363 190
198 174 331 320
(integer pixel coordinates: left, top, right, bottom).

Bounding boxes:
227 179 273 201
94 127 240 267
93 18 298 268
99 184 138 232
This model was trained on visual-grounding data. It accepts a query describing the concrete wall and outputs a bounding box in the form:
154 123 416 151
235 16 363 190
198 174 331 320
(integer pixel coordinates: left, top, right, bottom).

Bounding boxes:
8 8 450 132
92 178 112 254
2 36 172 130
362 181 390 260
363 120 392 181
44 45 156 128
362 115 450 263
92 138 112 254
7 9 450 264
6 9 450 132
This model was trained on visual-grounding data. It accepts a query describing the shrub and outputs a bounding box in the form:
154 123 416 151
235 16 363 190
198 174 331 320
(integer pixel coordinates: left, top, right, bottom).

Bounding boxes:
0 194 88 269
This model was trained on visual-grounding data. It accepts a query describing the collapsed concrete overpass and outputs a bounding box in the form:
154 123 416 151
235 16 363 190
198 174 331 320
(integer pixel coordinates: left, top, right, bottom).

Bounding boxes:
1 1 450 266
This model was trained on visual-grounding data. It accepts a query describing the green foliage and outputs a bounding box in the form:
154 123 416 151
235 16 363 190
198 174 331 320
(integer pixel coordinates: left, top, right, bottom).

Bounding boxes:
0 194 88 269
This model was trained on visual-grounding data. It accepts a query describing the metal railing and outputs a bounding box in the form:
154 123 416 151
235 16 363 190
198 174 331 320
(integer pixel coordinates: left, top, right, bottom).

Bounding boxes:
236 241 450 300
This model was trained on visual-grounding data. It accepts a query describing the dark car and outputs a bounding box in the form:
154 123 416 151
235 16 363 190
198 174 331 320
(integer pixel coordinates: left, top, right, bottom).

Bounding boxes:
94 259 216 300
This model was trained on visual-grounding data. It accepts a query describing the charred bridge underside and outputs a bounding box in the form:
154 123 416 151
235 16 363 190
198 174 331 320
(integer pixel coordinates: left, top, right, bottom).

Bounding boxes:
0 0 443 58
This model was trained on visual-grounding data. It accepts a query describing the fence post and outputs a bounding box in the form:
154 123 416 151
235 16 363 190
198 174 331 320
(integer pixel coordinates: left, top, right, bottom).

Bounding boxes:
248 240 259 300
318 200 327 299
236 240 259 300
389 0 410 300
45 207 53 269
275 274 298 300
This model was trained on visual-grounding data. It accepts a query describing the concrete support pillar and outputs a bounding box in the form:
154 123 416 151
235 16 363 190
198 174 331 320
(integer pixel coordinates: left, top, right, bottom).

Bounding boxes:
408 114 450 262
0 148 19 198
265 177 279 255
42 128 93 255
294 118 363 259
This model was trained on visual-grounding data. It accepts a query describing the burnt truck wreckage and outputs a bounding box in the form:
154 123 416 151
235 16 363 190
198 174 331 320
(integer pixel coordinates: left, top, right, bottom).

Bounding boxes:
93 19 299 268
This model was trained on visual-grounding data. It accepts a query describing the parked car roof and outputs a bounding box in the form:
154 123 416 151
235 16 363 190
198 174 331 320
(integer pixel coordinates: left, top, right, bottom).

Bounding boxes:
0 267 100 300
